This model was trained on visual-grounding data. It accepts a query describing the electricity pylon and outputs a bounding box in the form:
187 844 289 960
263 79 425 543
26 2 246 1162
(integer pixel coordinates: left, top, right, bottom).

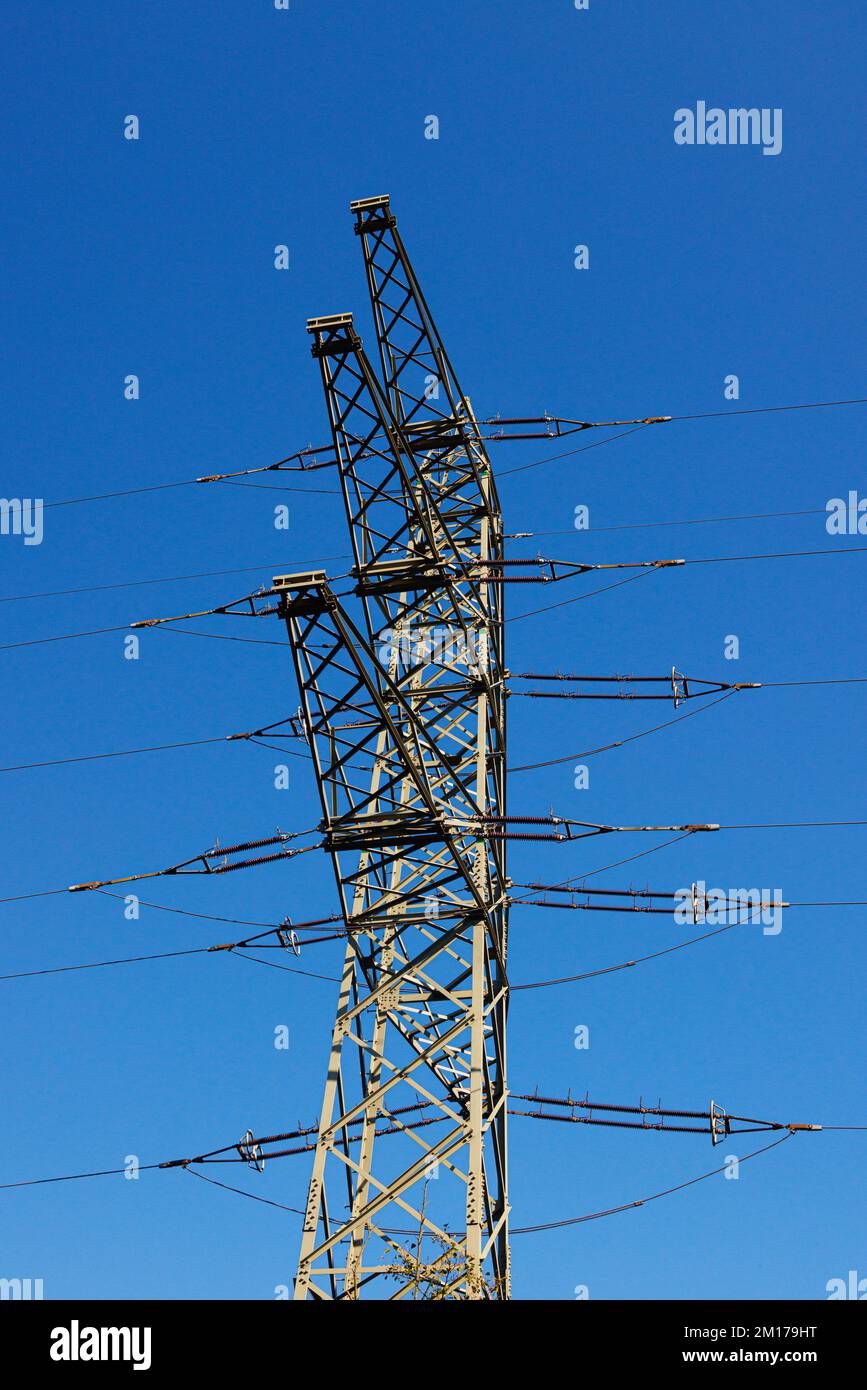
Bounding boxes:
281 196 509 1299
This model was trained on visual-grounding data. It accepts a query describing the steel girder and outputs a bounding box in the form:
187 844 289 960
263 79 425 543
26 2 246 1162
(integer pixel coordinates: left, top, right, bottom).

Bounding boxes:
286 198 509 1299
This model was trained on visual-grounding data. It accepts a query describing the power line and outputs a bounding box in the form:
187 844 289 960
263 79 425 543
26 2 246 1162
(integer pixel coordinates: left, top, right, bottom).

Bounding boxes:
498 423 652 477
0 721 308 774
508 546 867 623
0 946 213 982
497 397 867 481
43 480 200 509
554 831 699 884
91 893 342 934
685 545 867 565
247 737 311 760
228 950 341 984
509 505 826 538
0 888 69 905
758 677 867 689
790 901 867 908
0 735 234 774
665 397 867 423
511 1132 796 1234
0 1162 165 1191
0 915 348 983
510 690 738 773
0 556 351 606
507 567 657 623
510 922 739 991
156 625 288 647
42 476 341 511
214 478 340 497
721 819 867 830
509 676 867 775
0 623 288 653
183 1166 307 1216
0 624 132 652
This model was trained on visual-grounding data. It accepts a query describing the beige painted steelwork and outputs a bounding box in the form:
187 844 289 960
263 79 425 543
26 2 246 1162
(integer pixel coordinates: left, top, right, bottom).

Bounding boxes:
281 198 509 1299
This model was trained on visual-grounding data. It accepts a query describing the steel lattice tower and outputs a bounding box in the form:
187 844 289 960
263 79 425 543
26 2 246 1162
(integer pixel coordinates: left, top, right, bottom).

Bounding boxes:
278 196 509 1299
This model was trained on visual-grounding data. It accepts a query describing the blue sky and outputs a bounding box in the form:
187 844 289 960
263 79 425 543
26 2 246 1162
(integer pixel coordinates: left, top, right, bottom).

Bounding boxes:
1 1 865 1300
